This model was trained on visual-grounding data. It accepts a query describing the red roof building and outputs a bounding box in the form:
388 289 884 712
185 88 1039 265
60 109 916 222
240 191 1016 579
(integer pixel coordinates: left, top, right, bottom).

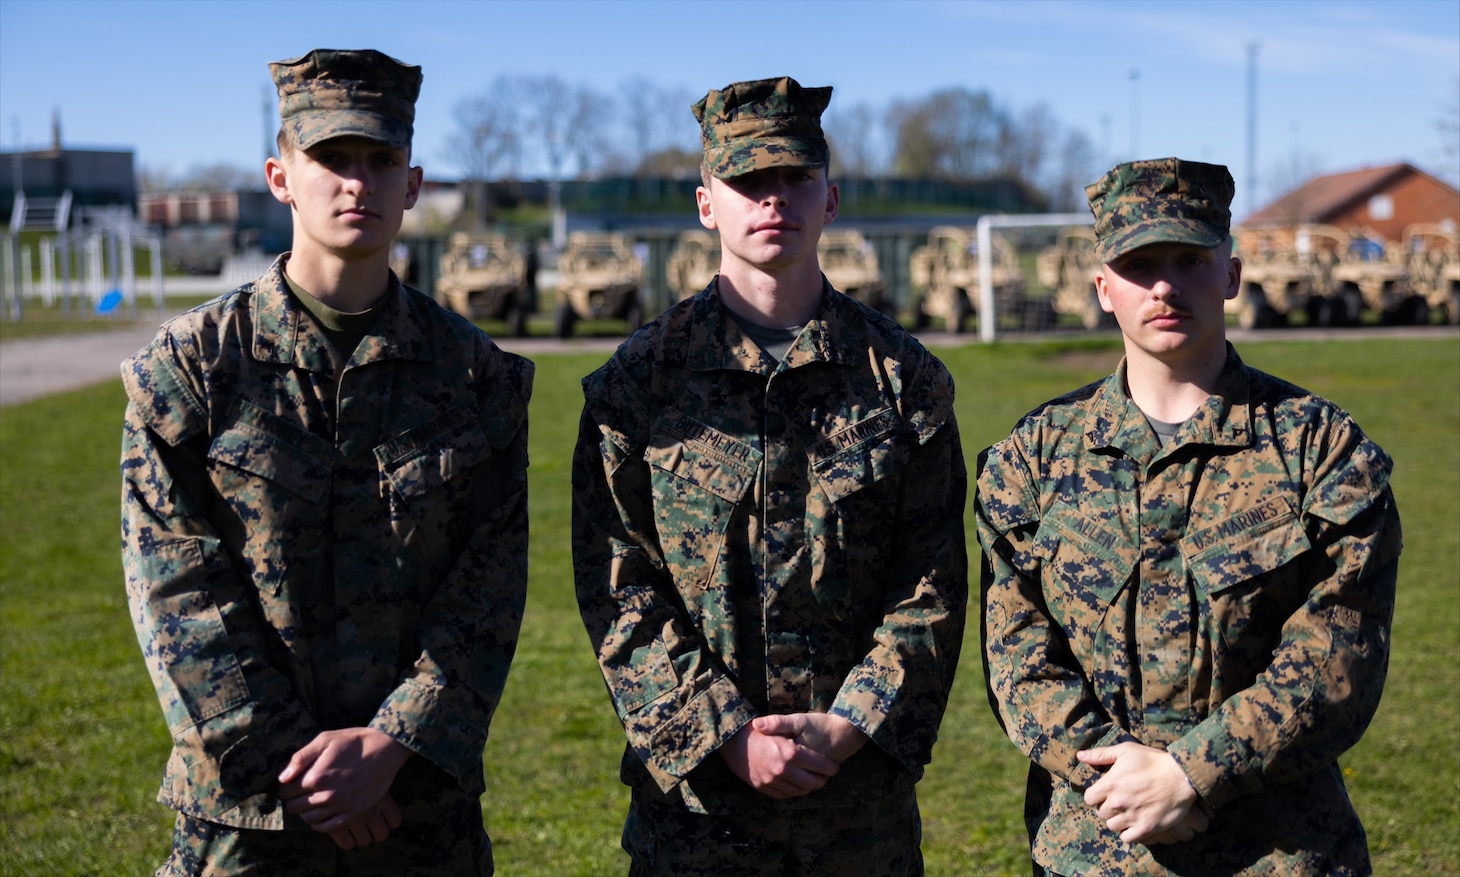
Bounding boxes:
1241 163 1459 245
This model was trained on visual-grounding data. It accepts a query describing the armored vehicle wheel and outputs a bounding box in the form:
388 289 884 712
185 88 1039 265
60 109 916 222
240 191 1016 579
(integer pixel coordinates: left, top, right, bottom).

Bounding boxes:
553 302 576 339
946 290 969 335
1403 295 1431 326
1309 296 1341 328
506 304 528 338
624 299 644 333
911 301 930 331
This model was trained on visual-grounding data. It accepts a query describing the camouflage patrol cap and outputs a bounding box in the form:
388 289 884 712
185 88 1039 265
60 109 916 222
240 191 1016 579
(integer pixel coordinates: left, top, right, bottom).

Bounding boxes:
693 77 832 180
270 49 421 152
1085 157 1234 262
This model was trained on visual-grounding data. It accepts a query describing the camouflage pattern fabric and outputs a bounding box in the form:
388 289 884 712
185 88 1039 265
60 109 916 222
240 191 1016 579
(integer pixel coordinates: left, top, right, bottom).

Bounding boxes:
572 279 967 857
693 77 832 180
622 780 922 876
158 758 492 876
976 345 1402 876
1085 157 1234 262
121 256 532 849
271 49 421 151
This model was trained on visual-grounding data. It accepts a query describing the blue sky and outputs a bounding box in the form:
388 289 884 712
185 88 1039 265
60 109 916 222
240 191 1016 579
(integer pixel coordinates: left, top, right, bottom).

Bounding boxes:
2 0 1456 218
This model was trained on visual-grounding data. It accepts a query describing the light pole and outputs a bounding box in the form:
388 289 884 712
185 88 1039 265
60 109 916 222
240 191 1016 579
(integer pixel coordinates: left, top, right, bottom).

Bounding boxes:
1246 42 1261 219
1128 68 1140 159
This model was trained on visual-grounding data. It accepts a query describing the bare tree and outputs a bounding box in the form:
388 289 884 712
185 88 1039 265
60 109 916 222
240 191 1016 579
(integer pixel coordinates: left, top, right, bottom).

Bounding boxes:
519 75 607 179
824 101 886 178
569 85 612 179
999 103 1057 187
172 163 258 192
1263 146 1326 224
1045 128 1099 213
1434 74 1459 187
617 78 698 176
136 164 174 195
889 87 1008 180
445 75 526 183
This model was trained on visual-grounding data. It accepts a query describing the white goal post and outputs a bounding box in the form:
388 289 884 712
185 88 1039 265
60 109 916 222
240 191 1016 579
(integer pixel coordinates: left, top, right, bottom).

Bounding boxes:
975 212 1095 342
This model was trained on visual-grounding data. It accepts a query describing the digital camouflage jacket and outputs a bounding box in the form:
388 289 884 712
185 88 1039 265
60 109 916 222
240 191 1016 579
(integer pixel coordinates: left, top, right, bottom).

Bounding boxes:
121 257 532 829
572 280 968 815
977 346 1401 876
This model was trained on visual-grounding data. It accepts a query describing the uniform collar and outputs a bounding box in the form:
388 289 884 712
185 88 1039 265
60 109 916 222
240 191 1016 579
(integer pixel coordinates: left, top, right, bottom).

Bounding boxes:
686 276 865 373
249 255 434 371
1085 343 1252 458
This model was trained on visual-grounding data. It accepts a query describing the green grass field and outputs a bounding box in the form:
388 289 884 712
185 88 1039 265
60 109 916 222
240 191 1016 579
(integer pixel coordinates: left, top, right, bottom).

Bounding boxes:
1 337 1456 875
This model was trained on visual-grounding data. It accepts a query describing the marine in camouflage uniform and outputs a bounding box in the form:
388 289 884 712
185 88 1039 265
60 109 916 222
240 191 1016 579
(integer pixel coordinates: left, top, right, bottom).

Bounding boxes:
976 158 1402 876
572 78 967 876
121 49 531 876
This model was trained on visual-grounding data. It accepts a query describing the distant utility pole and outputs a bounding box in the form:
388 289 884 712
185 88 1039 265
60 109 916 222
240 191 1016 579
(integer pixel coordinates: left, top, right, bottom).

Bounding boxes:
1128 68 1140 159
264 86 274 163
1246 42 1260 218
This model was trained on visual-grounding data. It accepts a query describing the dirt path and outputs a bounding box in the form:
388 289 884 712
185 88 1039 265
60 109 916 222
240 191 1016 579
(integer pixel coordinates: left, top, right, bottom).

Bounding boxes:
0 320 624 407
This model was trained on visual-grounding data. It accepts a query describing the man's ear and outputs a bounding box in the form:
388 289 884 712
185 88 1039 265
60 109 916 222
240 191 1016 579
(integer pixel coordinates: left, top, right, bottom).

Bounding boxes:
1225 256 1243 301
823 179 840 226
265 156 293 207
405 165 424 210
696 185 717 231
1095 267 1115 314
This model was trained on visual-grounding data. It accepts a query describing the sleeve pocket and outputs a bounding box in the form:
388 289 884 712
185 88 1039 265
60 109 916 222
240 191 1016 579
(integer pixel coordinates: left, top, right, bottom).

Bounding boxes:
138 538 249 733
610 636 681 717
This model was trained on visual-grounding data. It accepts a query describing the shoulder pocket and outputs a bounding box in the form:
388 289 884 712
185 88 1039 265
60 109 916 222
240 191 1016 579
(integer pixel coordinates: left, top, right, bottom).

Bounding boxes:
376 404 495 502
207 400 334 502
808 408 901 504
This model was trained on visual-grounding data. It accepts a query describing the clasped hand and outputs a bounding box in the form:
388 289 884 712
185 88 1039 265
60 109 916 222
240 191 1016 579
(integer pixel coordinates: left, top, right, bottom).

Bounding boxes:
1078 742 1215 846
720 712 868 800
277 727 413 850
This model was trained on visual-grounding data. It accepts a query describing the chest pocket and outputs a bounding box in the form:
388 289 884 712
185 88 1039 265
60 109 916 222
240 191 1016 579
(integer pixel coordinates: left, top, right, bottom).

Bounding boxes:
375 404 495 504
645 410 760 592
808 408 902 504
1182 497 1312 657
208 399 334 502
1031 499 1136 631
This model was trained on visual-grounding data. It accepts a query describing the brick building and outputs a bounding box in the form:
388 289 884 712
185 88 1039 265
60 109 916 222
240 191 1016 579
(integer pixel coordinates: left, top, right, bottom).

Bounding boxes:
1241 162 1460 245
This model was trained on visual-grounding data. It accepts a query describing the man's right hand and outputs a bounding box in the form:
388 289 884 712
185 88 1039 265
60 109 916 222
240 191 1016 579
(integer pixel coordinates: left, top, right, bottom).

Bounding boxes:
719 721 842 799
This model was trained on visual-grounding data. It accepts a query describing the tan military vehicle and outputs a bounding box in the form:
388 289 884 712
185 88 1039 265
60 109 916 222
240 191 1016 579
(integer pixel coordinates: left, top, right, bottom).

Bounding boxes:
1226 229 1314 329
553 231 644 338
1036 226 1109 330
1400 223 1459 324
1301 225 1417 326
909 226 1029 333
817 229 892 315
434 232 534 337
665 229 721 302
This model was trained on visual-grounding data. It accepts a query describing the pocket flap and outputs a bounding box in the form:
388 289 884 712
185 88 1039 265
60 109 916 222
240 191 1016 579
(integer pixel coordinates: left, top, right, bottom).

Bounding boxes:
1183 498 1311 596
207 401 333 502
